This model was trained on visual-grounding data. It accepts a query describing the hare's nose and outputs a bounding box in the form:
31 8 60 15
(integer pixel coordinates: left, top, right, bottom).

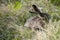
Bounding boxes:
29 10 30 12
29 10 31 13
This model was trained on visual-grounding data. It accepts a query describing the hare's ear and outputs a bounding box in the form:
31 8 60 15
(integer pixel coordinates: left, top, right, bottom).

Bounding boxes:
32 4 40 12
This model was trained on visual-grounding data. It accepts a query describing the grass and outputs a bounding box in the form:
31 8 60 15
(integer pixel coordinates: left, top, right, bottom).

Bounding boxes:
0 0 60 40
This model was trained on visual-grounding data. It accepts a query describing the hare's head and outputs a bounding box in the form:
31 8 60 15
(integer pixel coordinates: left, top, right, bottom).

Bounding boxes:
29 4 50 23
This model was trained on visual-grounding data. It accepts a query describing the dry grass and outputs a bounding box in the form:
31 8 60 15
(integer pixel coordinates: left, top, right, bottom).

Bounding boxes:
0 0 60 40
28 20 60 40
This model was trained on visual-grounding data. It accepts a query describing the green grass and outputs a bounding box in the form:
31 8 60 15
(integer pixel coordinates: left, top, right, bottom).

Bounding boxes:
0 0 60 40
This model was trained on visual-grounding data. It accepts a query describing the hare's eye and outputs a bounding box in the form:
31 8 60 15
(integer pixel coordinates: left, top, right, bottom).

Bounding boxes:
32 9 34 11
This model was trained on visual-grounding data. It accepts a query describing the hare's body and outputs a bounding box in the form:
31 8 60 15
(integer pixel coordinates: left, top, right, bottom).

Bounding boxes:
24 4 50 31
24 15 45 31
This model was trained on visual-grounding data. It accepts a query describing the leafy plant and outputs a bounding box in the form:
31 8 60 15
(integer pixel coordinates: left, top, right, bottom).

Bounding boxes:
8 1 22 11
50 0 60 6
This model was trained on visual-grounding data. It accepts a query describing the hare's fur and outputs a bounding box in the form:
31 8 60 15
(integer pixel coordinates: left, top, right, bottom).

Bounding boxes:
24 4 50 31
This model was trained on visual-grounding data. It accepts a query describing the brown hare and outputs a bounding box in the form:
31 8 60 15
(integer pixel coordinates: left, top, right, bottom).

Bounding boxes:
24 4 50 31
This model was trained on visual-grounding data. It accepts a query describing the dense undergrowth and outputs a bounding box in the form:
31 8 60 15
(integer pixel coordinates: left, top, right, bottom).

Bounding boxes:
0 0 60 40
